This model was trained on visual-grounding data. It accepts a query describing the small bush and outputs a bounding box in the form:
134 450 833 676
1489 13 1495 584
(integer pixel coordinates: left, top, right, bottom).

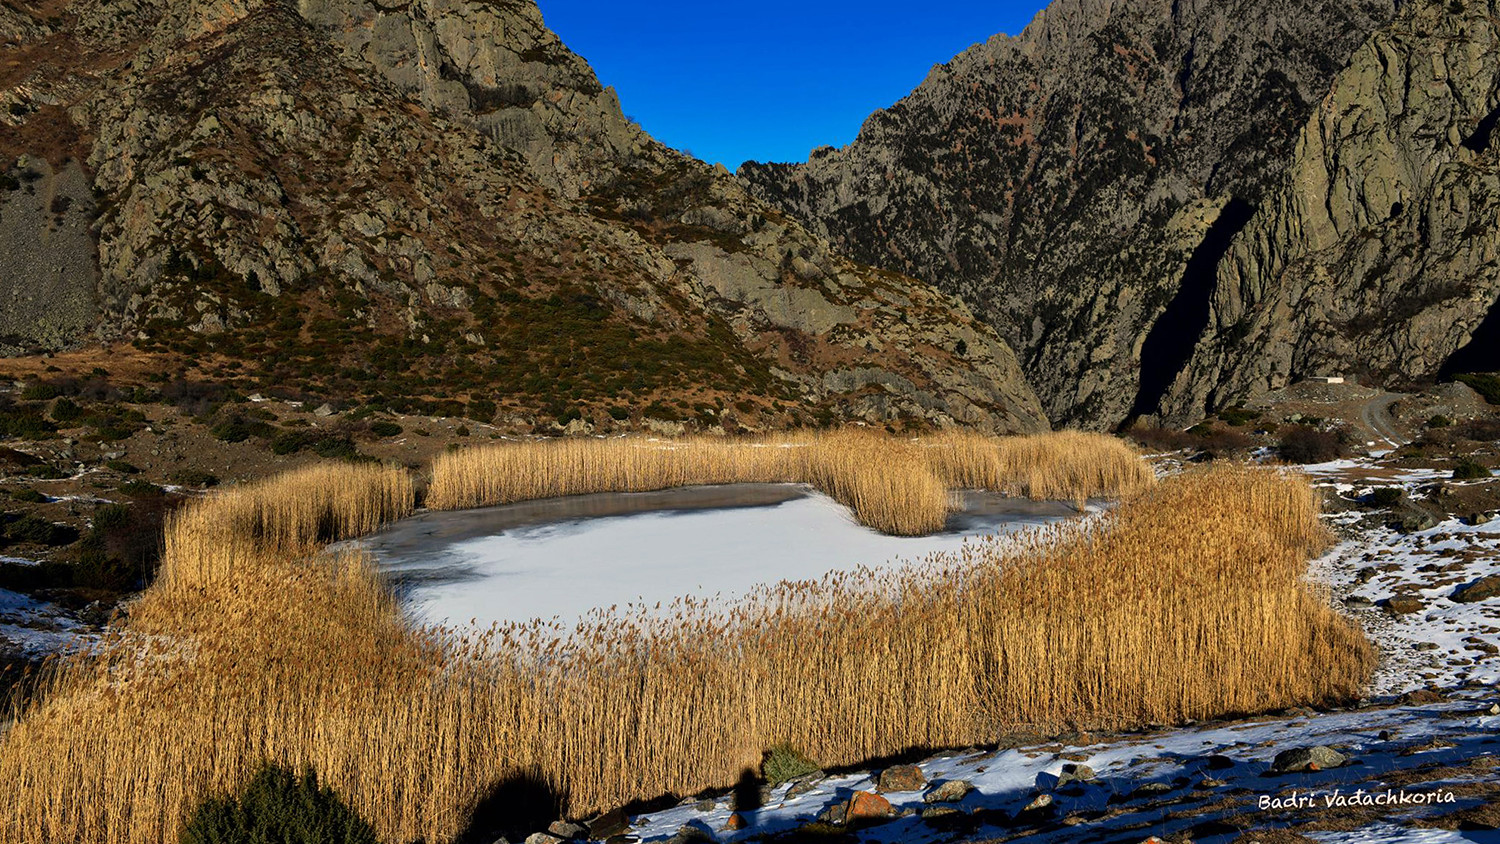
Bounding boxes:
92 504 131 531
1218 406 1261 427
211 419 252 446
1455 373 1500 405
466 399 496 423
19 382 61 401
8 488 47 503
106 460 141 474
5 515 79 546
21 464 67 480
1427 414 1453 429
179 764 378 844
1453 458 1492 480
1367 487 1403 508
607 406 631 421
1455 417 1500 442
454 425 470 438
761 745 820 787
120 479 165 498
170 470 220 488
50 398 82 423
1277 425 1343 464
368 421 403 438
311 436 361 461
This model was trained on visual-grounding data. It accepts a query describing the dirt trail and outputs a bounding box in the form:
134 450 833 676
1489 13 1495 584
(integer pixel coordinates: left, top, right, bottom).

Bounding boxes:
1360 392 1408 448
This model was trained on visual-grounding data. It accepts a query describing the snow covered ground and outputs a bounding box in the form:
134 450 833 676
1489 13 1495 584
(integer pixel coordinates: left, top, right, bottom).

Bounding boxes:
624 688 1499 844
365 485 1086 630
0 587 87 657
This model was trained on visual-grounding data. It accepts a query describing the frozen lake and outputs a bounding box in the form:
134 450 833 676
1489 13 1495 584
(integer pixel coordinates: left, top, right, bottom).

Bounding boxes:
359 484 1086 630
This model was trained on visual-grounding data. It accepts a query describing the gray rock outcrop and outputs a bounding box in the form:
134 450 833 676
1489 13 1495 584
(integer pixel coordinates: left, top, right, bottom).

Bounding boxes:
1165 0 1500 422
741 0 1396 428
0 157 98 353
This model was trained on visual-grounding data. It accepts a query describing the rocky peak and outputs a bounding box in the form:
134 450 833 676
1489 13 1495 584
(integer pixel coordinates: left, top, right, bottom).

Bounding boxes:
0 0 1048 434
1164 0 1500 421
741 0 1395 428
297 0 644 197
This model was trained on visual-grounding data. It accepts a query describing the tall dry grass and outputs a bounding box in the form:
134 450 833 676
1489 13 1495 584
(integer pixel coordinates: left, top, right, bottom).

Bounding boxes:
0 459 1374 844
427 430 1155 535
159 463 414 587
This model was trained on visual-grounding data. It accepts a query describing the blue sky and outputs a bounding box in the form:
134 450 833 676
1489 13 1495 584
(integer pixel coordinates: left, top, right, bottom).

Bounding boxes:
535 1 1049 170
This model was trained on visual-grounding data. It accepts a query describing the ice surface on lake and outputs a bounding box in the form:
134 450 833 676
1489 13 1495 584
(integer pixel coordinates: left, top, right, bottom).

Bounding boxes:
364 485 1082 630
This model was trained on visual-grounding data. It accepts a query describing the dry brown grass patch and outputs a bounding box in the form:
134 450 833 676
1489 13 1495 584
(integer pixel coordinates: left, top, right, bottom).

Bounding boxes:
0 454 1371 844
428 430 1153 535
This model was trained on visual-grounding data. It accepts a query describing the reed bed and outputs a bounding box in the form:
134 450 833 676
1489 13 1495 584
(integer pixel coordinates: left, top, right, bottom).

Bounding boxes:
0 457 1373 844
159 463 414 587
427 430 1155 535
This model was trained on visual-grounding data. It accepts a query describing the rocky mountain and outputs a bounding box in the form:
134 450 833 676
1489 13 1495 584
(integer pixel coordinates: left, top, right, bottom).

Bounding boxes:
1163 0 1500 423
741 0 1398 428
0 0 1046 434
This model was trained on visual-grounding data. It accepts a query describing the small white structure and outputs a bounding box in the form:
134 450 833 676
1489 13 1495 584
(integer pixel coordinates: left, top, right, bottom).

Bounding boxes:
1304 376 1346 385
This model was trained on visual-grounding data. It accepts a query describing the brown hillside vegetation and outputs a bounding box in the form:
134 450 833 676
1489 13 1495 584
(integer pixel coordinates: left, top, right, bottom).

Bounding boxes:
428 429 1155 535
0 448 1373 844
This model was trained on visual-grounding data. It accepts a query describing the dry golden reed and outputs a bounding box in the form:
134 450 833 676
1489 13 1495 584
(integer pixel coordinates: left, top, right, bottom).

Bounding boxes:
0 452 1373 844
427 430 1155 535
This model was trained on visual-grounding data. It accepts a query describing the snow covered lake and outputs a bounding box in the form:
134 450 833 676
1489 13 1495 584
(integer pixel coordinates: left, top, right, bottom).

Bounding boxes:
360 484 1087 630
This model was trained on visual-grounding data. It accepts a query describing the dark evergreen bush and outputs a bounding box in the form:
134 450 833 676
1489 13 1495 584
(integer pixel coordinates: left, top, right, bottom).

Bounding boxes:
179 765 378 844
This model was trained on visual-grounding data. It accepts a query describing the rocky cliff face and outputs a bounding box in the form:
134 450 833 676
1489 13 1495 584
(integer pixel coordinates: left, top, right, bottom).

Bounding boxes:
1163 0 1500 423
741 0 1395 428
0 0 1047 433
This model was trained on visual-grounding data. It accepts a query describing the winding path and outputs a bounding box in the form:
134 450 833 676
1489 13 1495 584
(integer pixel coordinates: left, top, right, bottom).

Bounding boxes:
1360 391 1409 449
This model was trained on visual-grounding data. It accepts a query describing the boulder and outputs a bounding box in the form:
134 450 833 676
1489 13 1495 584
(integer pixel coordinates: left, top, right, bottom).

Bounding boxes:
587 809 629 840
546 821 586 839
1382 596 1425 615
1271 746 1348 773
1055 762 1096 788
720 813 746 832
923 779 973 804
1453 576 1500 604
876 764 927 793
844 791 894 823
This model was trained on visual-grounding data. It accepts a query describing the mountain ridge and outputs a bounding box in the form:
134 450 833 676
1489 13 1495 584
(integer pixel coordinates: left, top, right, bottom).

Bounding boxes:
0 0 1048 435
741 0 1399 429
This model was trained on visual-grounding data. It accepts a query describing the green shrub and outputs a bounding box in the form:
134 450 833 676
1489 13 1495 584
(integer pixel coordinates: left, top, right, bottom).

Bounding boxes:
170 469 220 488
120 479 165 498
1368 487 1403 508
50 397 82 423
20 382 61 401
21 464 67 480
1455 373 1500 405
1453 458 1492 480
466 399 496 423
8 488 47 503
607 406 630 421
92 503 131 530
1277 425 1343 464
1217 405 1260 427
4 515 79 546
210 419 253 443
368 421 403 438
454 425 470 438
106 460 141 474
179 764 378 844
1427 414 1453 429
310 436 360 461
761 745 820 787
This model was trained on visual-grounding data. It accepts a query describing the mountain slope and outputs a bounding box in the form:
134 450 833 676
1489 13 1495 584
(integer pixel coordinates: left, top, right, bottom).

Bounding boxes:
0 0 1046 434
740 0 1395 428
1164 0 1500 422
